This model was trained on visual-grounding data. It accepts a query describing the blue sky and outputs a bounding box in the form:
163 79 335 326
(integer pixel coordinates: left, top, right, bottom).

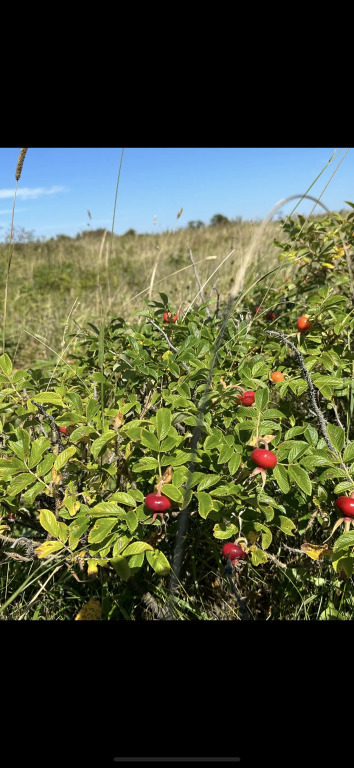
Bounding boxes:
0 147 352 241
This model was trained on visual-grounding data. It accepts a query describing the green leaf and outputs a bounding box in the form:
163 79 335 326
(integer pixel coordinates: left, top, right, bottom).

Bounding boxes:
213 522 238 539
8 473 36 496
228 453 241 475
126 510 138 533
89 502 127 518
288 466 312 495
195 492 214 519
109 492 136 507
132 457 159 472
250 549 268 566
343 442 354 462
255 388 269 411
28 437 51 468
204 430 224 450
68 517 90 550
168 450 191 467
54 445 77 472
91 430 116 460
278 515 296 536
86 398 100 420
156 408 171 441
273 465 290 494
0 353 13 376
122 541 154 555
33 392 65 407
159 484 183 502
146 549 171 575
57 521 69 543
70 426 96 442
37 453 56 477
39 508 60 537
110 556 132 581
23 481 46 505
327 423 345 454
217 444 234 465
333 531 354 552
141 429 160 452
196 474 220 492
88 518 118 543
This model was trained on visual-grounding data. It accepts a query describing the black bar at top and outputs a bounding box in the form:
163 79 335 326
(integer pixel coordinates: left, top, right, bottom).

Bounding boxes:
113 759 241 763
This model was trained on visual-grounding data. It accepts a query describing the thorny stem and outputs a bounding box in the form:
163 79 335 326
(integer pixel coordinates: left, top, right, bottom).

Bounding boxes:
146 319 190 373
266 330 343 459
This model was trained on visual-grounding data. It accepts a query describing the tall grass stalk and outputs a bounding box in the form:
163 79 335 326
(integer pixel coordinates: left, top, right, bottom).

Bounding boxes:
2 148 28 354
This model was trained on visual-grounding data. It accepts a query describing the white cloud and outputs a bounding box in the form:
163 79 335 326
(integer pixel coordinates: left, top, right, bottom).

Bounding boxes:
0 186 66 200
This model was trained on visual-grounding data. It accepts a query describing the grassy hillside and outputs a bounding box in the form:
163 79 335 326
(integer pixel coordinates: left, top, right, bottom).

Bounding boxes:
0 218 287 368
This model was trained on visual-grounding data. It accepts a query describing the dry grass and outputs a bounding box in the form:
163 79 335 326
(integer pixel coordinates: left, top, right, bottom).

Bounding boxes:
0 218 285 367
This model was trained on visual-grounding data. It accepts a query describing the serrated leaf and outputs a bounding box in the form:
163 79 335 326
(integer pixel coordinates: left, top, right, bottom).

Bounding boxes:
213 522 238 539
146 549 171 575
110 556 132 580
0 353 13 376
35 541 64 558
23 481 46 505
159 484 183 502
37 453 56 477
327 423 345 454
141 429 160 452
91 430 116 460
255 388 269 411
110 492 136 507
53 445 77 472
228 453 241 475
64 497 81 517
278 515 296 536
8 473 36 496
195 492 214 519
126 510 138 533
333 530 354 551
156 408 172 441
27 437 51 469
88 518 118 543
250 549 268 566
39 508 60 537
301 542 332 560
273 465 290 494
288 465 312 495
122 541 154 555
217 444 234 465
33 392 65 407
89 502 127 518
343 442 354 462
196 474 220 492
132 457 159 472
70 426 96 442
68 517 90 549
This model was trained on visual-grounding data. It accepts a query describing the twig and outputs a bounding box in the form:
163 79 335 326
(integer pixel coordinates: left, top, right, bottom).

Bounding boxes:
146 319 190 372
209 279 220 316
187 244 211 317
266 330 341 457
30 399 64 452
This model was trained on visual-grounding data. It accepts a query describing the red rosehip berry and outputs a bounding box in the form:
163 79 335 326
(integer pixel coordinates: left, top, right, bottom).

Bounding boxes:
144 493 171 513
59 426 67 435
297 315 312 332
7 514 15 523
251 448 277 469
335 497 354 518
172 313 178 323
266 312 276 321
222 542 247 560
237 390 255 406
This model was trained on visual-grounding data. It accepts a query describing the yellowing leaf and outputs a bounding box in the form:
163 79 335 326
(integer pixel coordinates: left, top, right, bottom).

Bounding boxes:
112 412 124 430
64 497 81 516
162 465 173 485
162 350 173 360
51 466 62 484
321 262 335 269
248 434 275 447
87 559 99 576
301 542 332 560
34 541 64 558
75 598 102 621
246 530 260 545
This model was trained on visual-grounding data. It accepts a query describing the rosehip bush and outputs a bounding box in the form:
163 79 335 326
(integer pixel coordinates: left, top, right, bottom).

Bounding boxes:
1 203 354 621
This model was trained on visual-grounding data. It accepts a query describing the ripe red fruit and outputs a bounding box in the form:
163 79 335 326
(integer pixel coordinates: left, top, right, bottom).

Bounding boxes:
144 493 171 513
172 313 178 323
266 312 276 321
335 497 354 518
163 312 172 323
297 315 312 332
59 426 67 435
222 542 247 560
271 371 284 383
251 448 277 469
255 306 260 313
237 390 255 406
7 514 15 523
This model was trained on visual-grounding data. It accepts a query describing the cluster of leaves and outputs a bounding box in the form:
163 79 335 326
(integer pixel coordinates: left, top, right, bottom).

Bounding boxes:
1 207 354 618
